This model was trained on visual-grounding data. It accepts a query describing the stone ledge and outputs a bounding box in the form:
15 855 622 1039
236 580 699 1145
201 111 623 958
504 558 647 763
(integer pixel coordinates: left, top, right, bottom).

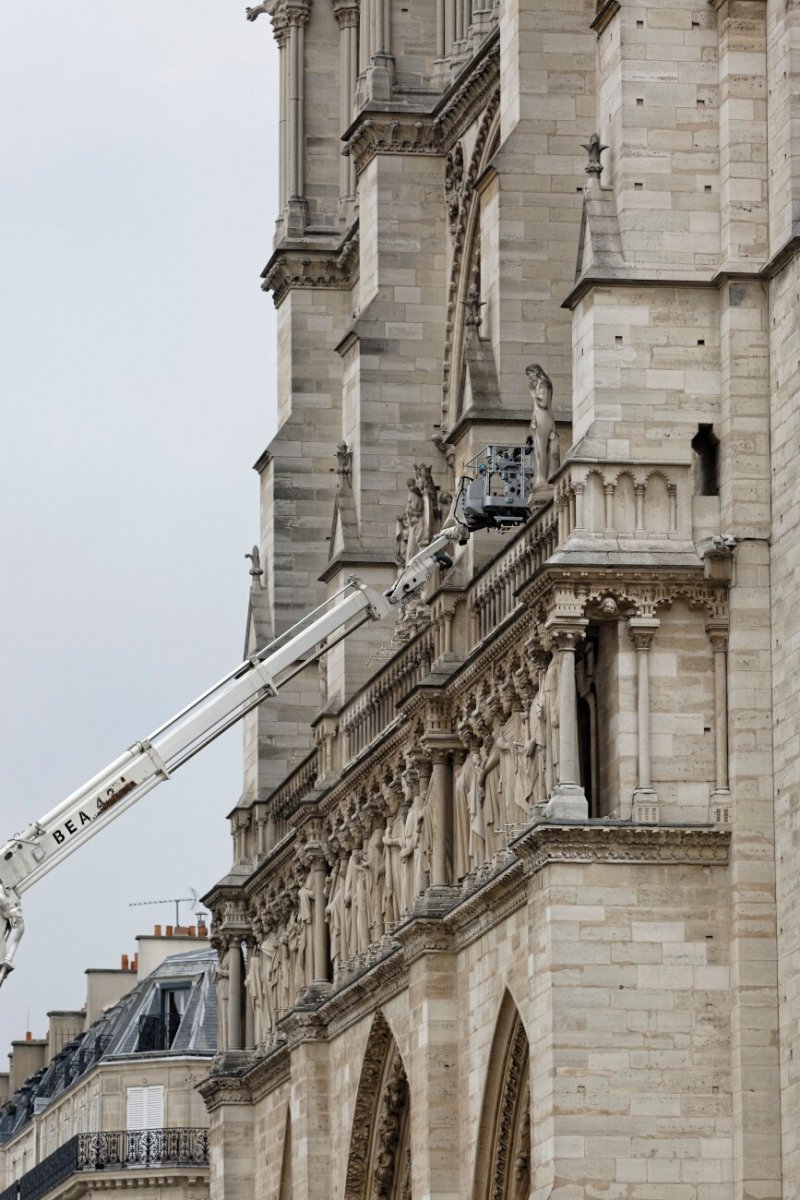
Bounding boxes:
512 820 731 874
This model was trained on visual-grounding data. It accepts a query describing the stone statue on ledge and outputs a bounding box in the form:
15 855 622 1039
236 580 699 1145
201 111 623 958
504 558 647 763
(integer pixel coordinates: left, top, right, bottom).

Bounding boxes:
526 364 561 492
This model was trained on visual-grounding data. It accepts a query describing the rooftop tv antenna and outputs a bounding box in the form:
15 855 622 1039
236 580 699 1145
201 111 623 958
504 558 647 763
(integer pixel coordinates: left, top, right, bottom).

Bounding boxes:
128 888 207 929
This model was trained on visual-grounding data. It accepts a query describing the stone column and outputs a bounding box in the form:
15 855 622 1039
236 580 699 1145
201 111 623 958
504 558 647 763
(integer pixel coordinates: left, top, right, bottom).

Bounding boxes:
628 617 660 823
266 811 277 854
332 1 358 206
269 10 289 218
427 749 452 887
284 0 311 236
361 0 393 100
544 619 588 820
227 938 244 1052
707 619 731 806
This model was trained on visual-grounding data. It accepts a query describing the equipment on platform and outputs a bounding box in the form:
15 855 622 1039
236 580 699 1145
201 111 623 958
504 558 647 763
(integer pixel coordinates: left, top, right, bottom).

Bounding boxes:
0 446 532 988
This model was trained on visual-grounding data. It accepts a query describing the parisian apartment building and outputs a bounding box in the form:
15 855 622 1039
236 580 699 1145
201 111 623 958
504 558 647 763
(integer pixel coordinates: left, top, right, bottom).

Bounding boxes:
0 926 215 1200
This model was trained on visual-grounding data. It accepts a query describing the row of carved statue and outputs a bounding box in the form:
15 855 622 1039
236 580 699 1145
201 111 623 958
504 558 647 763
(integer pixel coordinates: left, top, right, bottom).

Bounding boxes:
215 648 563 1046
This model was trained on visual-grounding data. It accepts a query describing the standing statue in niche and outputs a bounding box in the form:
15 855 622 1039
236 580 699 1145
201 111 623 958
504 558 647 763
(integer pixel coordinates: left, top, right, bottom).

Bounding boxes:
524 690 546 809
352 843 371 955
400 770 423 914
260 928 278 1035
365 812 386 943
214 946 230 1052
479 710 514 856
343 834 359 961
245 943 265 1046
526 365 561 490
325 852 346 977
501 708 529 824
382 788 405 928
453 751 472 880
287 910 304 999
277 925 291 1015
297 869 314 987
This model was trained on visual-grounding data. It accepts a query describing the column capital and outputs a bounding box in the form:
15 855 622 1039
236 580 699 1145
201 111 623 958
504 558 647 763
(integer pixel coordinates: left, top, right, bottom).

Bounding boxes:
628 616 660 652
285 0 312 27
544 616 588 652
330 0 359 27
705 618 729 652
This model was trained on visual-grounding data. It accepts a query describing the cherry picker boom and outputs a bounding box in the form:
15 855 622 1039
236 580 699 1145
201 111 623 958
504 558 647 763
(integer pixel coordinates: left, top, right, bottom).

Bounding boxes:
0 442 536 988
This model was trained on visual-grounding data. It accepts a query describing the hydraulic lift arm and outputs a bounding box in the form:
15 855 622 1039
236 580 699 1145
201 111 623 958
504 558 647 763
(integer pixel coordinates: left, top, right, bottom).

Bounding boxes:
0 441 531 989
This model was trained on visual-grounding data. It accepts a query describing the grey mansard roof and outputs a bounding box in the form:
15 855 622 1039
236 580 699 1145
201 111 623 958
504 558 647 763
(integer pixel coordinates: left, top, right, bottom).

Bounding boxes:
0 947 217 1142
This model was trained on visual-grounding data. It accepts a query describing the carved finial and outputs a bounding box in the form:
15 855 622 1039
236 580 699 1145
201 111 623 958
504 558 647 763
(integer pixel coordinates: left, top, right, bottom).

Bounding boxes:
245 546 263 578
335 440 352 482
463 283 485 330
581 132 608 177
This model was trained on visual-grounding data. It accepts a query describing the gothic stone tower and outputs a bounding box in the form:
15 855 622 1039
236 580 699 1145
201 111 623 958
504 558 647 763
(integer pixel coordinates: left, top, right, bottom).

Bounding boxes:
201 1 798 1197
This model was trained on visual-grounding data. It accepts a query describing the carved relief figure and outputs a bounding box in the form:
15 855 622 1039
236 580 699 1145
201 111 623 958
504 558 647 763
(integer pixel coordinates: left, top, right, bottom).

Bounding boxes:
526 364 560 489
214 946 230 1052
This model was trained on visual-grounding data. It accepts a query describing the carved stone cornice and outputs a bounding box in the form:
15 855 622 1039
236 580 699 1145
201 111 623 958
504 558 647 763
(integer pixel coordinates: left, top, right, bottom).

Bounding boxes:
83 1172 210 1192
512 822 731 875
343 112 442 177
432 30 500 151
393 916 453 965
444 858 527 951
197 1067 254 1112
520 563 728 623
238 1041 291 1104
261 226 359 306
319 944 408 1039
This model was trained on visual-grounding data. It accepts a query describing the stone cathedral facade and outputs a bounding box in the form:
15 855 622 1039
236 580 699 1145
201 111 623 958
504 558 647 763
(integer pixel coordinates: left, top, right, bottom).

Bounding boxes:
200 1 799 1197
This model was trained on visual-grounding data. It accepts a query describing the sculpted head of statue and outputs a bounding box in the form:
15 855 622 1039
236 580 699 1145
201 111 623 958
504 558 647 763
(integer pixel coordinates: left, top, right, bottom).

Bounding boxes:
525 364 553 410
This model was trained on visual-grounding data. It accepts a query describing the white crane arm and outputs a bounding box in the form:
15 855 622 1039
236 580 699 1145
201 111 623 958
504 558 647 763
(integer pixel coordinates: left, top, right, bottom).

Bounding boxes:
0 579 390 984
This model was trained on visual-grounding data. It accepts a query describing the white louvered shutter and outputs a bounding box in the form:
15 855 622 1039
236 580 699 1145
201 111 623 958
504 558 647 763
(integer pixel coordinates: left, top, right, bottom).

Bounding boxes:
126 1085 163 1130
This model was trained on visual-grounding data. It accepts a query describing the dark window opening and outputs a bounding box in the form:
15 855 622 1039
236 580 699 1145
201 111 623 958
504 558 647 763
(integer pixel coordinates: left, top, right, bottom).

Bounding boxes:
691 424 719 496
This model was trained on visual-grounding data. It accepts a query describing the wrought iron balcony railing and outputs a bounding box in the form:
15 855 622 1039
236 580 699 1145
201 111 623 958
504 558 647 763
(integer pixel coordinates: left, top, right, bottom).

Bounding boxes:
1 1128 209 1200
77 1127 209 1170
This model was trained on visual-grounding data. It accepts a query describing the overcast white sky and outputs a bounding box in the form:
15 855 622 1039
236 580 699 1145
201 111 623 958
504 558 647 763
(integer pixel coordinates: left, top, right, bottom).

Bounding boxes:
0 5 279 1053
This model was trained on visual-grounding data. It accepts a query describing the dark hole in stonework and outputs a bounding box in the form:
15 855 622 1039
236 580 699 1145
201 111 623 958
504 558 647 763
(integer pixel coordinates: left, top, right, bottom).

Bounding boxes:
692 424 719 496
